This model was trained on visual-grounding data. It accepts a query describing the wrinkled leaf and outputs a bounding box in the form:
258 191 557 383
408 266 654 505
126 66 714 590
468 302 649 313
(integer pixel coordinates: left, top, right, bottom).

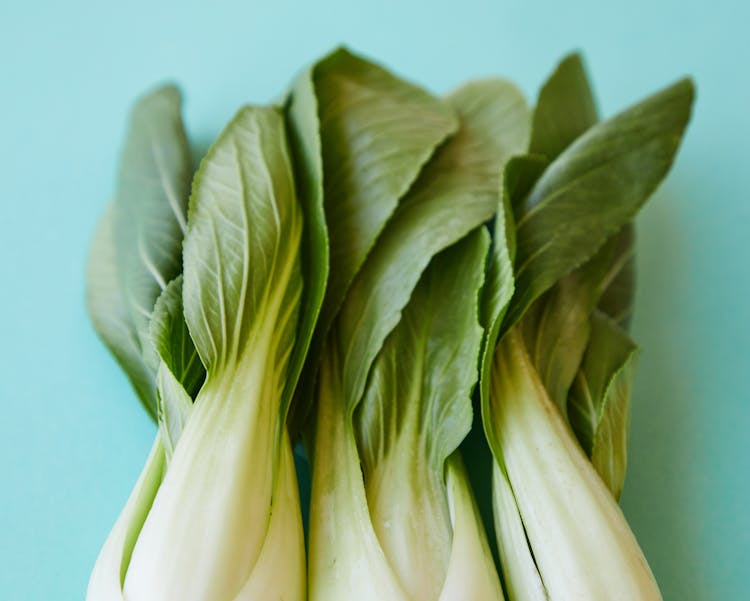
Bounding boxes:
182 105 303 419
87 85 193 418
336 79 530 413
314 47 458 330
292 48 458 434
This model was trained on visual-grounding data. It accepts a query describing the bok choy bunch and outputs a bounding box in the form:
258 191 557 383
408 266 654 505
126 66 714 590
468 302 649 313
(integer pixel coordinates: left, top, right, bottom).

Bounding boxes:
479 55 694 600
297 50 529 601
84 46 695 601
87 89 327 599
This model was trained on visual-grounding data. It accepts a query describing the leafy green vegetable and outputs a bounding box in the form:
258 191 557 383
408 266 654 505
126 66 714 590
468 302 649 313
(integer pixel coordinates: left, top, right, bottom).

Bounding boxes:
86 84 193 418
310 231 502 601
122 105 312 601
480 54 694 601
308 77 529 600
288 48 459 433
85 48 696 601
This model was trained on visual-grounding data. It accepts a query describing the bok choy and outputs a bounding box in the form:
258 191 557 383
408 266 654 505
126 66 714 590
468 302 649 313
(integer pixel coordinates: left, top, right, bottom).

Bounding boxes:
84 47 695 601
479 54 694 600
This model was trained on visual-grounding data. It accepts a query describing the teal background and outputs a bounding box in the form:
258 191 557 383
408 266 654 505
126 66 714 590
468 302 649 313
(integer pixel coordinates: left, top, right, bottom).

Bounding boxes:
0 0 747 598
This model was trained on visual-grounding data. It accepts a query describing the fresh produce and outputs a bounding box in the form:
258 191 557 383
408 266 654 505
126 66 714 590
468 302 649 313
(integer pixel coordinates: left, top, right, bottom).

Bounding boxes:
85 47 694 601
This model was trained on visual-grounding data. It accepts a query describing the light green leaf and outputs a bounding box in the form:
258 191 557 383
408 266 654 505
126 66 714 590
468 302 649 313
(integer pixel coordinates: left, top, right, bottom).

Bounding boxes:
568 310 637 498
357 230 489 469
126 105 307 600
87 204 157 417
336 79 530 413
354 230 489 600
503 78 694 330
182 105 303 386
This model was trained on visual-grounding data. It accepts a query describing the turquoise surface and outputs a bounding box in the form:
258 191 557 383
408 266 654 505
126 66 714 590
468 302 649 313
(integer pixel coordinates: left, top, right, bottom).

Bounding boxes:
0 0 747 599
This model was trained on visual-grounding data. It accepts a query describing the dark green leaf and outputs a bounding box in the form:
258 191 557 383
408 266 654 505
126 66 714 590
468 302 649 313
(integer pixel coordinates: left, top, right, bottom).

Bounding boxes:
504 78 694 330
284 66 329 435
291 47 458 435
354 230 490 600
596 224 636 329
529 52 598 160
522 226 631 412
150 276 204 399
335 79 530 413
314 47 458 329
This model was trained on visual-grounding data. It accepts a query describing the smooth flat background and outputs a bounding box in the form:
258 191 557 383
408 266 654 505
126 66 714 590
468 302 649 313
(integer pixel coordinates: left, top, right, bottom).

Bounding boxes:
1 0 747 599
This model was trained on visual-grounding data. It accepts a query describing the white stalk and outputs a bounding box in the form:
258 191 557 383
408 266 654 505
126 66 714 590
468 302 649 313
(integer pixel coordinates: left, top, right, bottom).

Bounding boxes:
86 436 165 601
491 329 661 601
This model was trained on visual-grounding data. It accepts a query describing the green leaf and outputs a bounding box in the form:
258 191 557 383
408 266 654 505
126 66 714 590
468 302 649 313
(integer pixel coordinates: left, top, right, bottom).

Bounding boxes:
150 276 204 398
478 156 539 457
504 78 695 330
335 79 530 413
292 48 459 434
357 230 489 472
150 276 205 459
529 52 598 160
596 224 636 328
113 84 194 366
182 104 303 416
86 84 193 418
354 230 490 600
314 47 458 328
127 105 307 599
568 310 637 499
87 204 157 417
521 226 632 412
284 66 329 438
